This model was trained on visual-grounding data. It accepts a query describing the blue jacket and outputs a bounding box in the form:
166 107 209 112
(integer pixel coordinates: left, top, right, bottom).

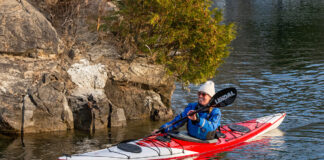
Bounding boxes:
161 102 221 140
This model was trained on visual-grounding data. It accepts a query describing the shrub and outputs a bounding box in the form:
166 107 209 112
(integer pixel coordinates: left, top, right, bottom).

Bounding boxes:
104 0 236 84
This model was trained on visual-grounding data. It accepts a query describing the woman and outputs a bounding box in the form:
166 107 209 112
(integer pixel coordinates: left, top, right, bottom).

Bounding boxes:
155 81 221 140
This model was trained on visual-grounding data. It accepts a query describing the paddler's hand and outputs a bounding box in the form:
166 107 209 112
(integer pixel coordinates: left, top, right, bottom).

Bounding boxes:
152 129 159 134
187 110 197 121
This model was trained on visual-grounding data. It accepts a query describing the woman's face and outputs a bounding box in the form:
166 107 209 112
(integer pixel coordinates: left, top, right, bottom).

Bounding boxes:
197 92 212 106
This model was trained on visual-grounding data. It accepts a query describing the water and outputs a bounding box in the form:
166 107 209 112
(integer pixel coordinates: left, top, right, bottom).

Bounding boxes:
1 0 324 159
0 120 166 159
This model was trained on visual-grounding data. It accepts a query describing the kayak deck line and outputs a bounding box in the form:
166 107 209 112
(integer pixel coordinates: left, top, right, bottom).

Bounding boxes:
137 139 162 156
138 137 176 156
58 113 286 160
107 147 131 159
137 136 187 157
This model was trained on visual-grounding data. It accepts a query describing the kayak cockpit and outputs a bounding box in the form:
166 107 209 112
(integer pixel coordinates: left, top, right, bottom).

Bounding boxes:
168 124 252 143
168 131 219 143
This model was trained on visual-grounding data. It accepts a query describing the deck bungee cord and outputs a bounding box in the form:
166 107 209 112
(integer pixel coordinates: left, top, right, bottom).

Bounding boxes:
137 139 161 156
222 113 278 142
138 134 185 156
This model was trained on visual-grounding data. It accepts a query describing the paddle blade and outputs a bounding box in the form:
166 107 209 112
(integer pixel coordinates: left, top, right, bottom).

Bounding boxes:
209 87 237 108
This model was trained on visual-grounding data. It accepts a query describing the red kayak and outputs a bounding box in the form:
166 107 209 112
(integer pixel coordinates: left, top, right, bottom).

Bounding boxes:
58 112 286 160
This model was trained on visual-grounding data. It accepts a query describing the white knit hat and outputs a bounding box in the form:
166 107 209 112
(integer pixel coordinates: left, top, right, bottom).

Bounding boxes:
198 81 215 97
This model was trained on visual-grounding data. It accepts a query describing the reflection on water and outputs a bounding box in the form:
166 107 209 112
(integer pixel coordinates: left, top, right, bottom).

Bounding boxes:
1 0 323 159
194 129 286 159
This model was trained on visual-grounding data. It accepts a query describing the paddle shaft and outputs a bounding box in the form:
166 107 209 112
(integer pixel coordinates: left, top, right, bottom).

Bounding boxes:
156 105 210 133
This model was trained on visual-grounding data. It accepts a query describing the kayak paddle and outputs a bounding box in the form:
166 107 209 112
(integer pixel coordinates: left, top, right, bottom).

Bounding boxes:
156 87 237 133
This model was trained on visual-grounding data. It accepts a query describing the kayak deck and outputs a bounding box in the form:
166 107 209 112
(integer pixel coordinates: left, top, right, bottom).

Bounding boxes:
58 113 286 160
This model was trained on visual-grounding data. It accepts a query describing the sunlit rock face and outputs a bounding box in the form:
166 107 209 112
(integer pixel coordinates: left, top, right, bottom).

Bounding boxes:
0 0 62 55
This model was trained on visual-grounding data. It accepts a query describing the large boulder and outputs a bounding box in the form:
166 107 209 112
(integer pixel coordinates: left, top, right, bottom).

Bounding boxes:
0 55 74 133
23 72 74 132
67 59 115 130
103 58 175 120
0 0 62 54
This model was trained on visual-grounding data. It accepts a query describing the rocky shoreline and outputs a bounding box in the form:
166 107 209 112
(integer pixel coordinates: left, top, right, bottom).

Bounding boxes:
0 0 174 134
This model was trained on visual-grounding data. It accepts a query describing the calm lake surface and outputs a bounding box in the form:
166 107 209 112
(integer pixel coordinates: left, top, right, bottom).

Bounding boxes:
1 0 323 159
